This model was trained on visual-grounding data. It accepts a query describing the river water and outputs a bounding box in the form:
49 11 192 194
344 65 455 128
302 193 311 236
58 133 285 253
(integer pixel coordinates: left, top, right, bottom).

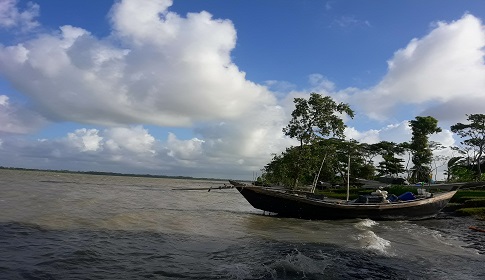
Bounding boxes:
1 169 484 279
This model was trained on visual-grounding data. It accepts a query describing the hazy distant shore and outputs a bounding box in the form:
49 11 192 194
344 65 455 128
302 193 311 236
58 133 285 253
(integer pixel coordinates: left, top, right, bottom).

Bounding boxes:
0 166 227 181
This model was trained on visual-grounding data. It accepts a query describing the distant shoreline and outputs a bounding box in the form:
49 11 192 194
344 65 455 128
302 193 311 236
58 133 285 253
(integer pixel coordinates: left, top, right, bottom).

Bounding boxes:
0 166 228 181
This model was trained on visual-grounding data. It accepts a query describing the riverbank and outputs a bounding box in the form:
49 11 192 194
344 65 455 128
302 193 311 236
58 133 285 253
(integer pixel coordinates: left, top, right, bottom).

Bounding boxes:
446 189 485 220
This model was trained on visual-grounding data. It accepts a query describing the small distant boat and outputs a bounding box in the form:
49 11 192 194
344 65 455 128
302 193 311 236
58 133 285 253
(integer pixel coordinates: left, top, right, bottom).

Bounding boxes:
229 180 460 221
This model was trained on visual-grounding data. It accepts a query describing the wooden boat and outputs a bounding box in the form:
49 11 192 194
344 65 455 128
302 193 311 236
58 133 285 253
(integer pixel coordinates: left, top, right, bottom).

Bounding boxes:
229 180 460 221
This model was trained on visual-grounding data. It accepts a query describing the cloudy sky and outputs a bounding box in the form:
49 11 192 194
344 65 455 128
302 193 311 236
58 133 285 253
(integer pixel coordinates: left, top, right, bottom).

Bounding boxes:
1 0 485 179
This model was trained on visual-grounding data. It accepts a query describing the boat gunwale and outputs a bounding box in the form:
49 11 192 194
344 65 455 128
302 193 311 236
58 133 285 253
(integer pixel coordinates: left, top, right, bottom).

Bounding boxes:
234 183 457 210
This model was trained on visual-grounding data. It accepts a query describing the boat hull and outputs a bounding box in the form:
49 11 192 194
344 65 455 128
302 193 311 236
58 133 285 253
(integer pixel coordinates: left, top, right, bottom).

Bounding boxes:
230 181 457 221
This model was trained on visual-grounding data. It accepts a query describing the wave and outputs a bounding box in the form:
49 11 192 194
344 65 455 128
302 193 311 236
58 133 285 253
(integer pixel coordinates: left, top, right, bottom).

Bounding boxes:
353 219 393 256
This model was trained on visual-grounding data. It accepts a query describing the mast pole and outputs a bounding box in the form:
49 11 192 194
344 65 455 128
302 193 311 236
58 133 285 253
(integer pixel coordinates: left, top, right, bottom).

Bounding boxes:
346 149 350 201
312 154 326 193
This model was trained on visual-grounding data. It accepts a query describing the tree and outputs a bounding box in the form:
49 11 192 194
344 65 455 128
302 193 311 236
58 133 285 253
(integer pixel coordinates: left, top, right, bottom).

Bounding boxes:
445 156 465 182
398 141 414 180
409 116 442 183
260 148 300 187
282 93 354 187
375 141 405 177
451 114 485 180
283 93 354 146
356 143 379 179
429 141 447 182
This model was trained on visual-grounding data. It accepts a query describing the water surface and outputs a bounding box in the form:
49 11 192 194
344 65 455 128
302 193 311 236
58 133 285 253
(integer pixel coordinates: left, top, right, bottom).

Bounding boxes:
1 170 484 279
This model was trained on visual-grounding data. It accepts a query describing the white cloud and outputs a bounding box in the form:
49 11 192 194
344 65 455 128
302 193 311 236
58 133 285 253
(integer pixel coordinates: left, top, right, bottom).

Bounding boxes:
0 0 39 32
353 14 485 121
430 129 455 149
66 128 103 152
0 95 47 134
0 124 290 178
104 126 156 155
0 95 7 105
345 127 380 144
0 0 276 127
308 74 336 92
166 132 202 158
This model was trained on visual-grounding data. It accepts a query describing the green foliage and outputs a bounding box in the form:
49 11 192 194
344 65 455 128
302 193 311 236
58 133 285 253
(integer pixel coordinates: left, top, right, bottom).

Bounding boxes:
451 113 485 180
262 107 484 189
283 93 354 144
261 136 382 187
374 141 405 177
260 147 300 187
447 166 476 182
280 93 354 187
409 116 442 183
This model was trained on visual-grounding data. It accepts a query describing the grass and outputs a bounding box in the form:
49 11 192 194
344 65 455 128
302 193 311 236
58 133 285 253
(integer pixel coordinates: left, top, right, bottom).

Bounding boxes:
463 199 485 208
446 190 485 220
450 190 485 202
455 208 485 220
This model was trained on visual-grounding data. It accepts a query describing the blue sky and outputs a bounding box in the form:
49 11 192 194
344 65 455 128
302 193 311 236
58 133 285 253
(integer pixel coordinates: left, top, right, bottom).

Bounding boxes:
1 0 485 179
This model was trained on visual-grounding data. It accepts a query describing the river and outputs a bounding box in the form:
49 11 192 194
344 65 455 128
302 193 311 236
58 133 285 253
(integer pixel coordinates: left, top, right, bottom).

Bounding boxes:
1 169 484 279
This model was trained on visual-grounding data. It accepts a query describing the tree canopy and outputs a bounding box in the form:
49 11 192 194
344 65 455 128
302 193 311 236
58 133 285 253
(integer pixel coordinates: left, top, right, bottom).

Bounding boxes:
258 95 482 187
451 114 485 181
283 93 354 146
281 93 354 187
409 116 442 183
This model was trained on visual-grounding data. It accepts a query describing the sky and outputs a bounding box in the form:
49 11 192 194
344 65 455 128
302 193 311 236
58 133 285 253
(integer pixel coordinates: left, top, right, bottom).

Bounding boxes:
1 0 485 180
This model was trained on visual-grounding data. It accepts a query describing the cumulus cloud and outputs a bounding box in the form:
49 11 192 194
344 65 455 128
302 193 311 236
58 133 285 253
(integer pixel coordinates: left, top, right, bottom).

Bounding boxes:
0 0 292 177
0 0 276 127
66 128 103 152
0 127 156 173
0 95 47 134
0 124 289 178
353 14 485 121
166 132 203 160
104 126 156 154
0 0 39 32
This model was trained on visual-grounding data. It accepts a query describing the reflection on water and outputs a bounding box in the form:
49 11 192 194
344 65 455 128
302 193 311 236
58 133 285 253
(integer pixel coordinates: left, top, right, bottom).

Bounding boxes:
1 169 484 279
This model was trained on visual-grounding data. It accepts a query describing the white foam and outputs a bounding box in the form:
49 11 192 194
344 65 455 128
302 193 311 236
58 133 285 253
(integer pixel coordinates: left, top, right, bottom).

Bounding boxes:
356 230 393 255
354 218 378 230
353 219 394 255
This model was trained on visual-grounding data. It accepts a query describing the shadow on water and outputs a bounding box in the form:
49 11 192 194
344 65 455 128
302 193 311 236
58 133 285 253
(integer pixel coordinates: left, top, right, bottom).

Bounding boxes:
1 221 484 280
